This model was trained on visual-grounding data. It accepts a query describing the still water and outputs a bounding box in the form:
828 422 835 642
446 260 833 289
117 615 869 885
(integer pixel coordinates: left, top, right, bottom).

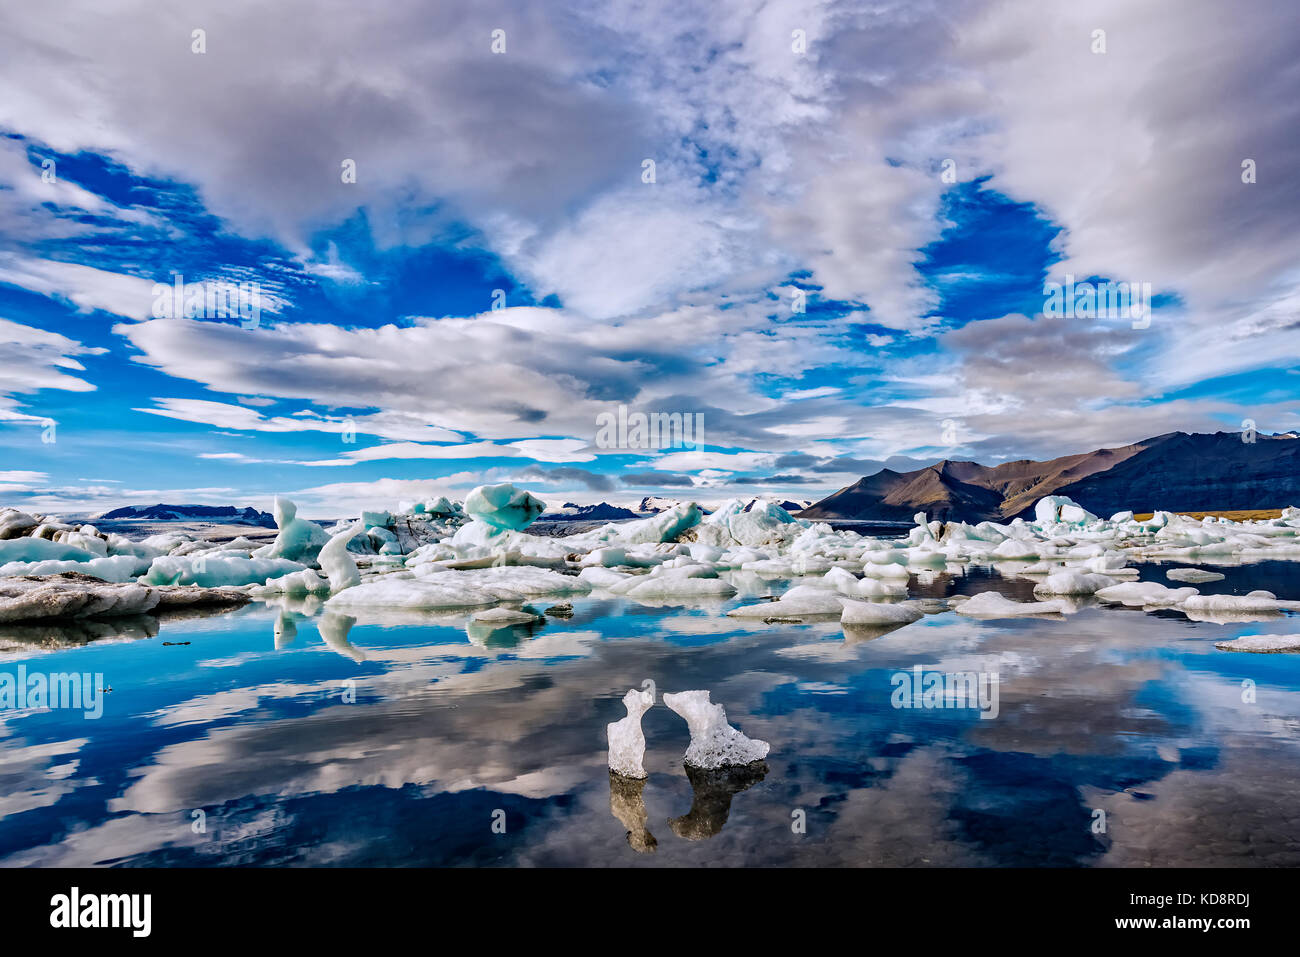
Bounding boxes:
2 562 1299 866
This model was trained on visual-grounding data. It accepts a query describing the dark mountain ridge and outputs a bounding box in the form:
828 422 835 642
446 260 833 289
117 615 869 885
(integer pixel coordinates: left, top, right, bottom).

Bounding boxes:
799 431 1300 522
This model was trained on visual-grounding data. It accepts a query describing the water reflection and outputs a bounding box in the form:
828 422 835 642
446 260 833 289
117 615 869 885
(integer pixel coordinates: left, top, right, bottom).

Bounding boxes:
1 560 1299 867
668 762 768 841
319 612 365 662
608 772 656 853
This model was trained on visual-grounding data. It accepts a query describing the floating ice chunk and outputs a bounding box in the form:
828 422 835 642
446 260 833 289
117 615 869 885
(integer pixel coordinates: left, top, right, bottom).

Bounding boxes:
262 497 330 561
250 567 329 597
0 509 40 540
663 690 769 769
839 599 923 625
862 561 911 579
423 566 592 600
0 554 151 583
623 575 737 600
700 499 799 546
607 686 656 778
1095 581 1199 607
991 538 1042 560
1073 553 1137 576
1059 502 1098 524
851 577 909 599
1166 567 1226 583
954 591 1070 618
861 547 908 565
726 587 846 619
578 566 635 589
580 546 628 567
790 555 833 575
0 573 250 623
1181 591 1300 614
0 537 97 566
1214 634 1300 653
472 607 540 624
1034 495 1073 525
323 577 497 610
140 554 306 587
1033 571 1119 596
613 503 703 544
686 543 725 564
463 483 546 531
318 522 365 591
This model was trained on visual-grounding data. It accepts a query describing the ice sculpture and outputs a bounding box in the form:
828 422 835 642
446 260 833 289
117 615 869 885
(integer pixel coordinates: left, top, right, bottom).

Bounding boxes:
318 522 364 591
264 496 330 561
463 483 546 531
662 690 769 768
606 686 655 778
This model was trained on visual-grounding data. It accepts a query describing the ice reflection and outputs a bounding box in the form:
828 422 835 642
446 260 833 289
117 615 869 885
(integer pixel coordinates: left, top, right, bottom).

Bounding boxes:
608 772 656 853
2 559 1300 867
668 762 768 841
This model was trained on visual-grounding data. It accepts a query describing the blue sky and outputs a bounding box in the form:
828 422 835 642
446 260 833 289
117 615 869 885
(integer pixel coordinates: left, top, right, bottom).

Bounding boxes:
1 0 1298 515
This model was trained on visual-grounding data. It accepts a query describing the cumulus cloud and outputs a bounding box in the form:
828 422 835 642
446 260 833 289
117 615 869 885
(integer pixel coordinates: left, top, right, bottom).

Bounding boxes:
0 0 1297 501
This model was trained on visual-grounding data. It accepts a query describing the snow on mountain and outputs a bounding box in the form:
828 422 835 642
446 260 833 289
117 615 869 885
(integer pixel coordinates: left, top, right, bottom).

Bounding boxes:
91 504 277 527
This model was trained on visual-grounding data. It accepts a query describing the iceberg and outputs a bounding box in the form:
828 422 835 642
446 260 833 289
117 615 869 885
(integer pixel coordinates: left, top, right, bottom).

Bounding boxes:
607 686 655 778
318 522 364 591
1033 571 1119 596
0 572 250 623
1214 634 1300 653
1166 567 1226 583
839 598 923 625
140 554 306 587
0 537 97 565
463 483 546 531
323 577 497 611
263 497 331 561
663 690 770 769
1095 581 1198 607
954 591 1071 617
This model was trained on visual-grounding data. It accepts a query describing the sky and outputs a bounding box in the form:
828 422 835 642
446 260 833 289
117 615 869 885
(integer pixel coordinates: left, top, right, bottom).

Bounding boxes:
1 0 1298 517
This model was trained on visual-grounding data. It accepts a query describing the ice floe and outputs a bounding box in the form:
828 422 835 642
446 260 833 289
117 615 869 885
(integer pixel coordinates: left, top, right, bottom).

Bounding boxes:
839 599 924 625
1214 634 1300 653
953 591 1070 618
607 686 655 778
0 572 250 623
1166 567 1226 583
663 690 770 768
2 489 1299 637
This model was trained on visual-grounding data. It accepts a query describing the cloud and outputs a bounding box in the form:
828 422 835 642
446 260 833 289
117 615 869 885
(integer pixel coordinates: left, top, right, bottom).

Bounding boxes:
0 254 157 319
0 317 105 425
621 471 695 487
515 465 616 493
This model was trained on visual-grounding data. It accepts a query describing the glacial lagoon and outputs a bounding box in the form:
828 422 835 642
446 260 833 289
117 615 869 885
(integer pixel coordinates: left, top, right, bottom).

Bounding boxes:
3 561 1299 867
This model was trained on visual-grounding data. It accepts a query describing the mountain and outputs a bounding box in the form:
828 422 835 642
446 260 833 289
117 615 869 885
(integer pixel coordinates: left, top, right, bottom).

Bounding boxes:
799 431 1300 522
92 504 277 527
637 495 684 514
742 497 813 513
538 502 640 521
